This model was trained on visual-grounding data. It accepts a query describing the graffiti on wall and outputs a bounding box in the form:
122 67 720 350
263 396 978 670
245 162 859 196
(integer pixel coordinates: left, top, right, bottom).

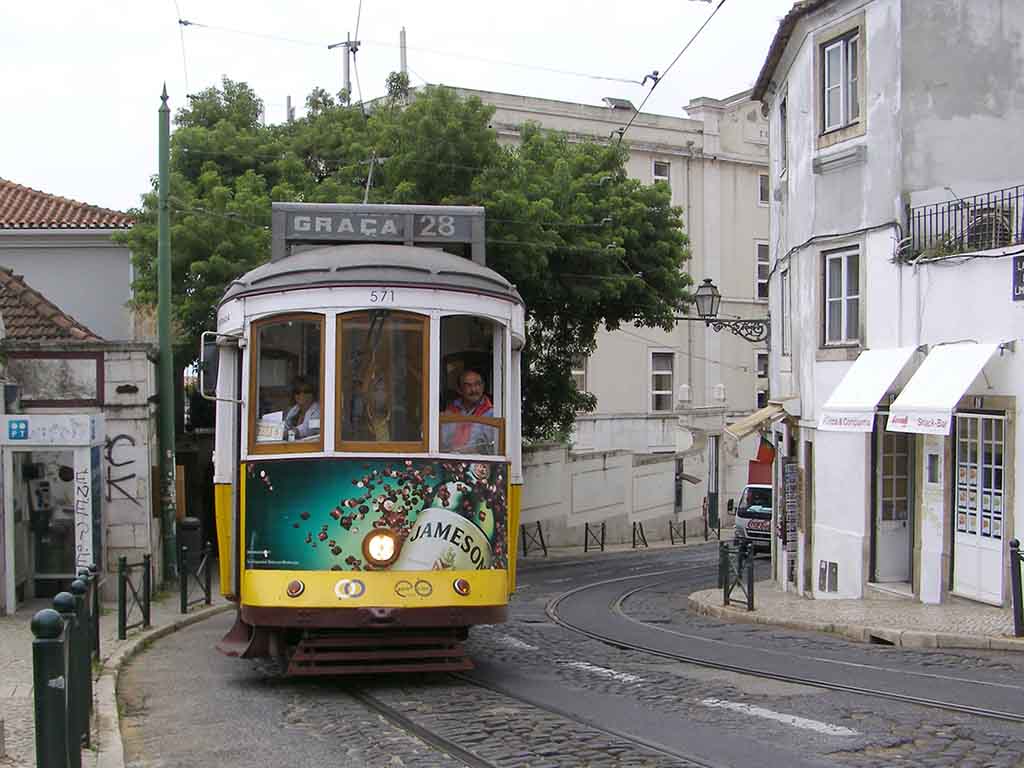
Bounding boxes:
105 433 141 507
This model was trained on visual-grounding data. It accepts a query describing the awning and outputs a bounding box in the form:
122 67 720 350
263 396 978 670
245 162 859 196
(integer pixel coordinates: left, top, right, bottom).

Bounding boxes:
818 347 919 432
725 403 784 441
887 342 1000 435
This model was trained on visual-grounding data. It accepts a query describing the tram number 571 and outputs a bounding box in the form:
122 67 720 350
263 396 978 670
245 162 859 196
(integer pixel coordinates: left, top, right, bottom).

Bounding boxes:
369 288 395 303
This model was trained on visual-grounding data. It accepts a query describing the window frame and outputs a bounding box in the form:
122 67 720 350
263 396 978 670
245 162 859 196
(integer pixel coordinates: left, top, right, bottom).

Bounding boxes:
822 247 861 346
779 95 788 175
755 241 770 301
815 14 866 149
756 352 769 379
653 160 671 187
248 312 326 456
571 355 588 393
758 173 770 206
335 309 430 454
649 350 675 413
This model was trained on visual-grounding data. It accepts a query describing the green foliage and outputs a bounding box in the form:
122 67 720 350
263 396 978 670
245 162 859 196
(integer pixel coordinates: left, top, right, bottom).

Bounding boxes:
118 79 691 440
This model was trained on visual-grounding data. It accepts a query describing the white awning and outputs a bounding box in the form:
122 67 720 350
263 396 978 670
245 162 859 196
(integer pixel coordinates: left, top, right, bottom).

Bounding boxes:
725 403 785 441
818 347 919 432
887 343 1000 435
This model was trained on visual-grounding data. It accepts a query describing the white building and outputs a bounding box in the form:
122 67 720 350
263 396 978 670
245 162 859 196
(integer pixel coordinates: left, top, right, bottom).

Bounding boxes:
456 87 771 528
753 0 1024 606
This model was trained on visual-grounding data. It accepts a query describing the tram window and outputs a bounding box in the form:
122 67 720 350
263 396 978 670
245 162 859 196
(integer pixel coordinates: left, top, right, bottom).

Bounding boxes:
337 311 428 450
440 315 505 455
252 315 323 448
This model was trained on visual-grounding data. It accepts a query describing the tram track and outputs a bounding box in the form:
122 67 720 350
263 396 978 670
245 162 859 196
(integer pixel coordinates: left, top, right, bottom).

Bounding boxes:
546 568 1024 725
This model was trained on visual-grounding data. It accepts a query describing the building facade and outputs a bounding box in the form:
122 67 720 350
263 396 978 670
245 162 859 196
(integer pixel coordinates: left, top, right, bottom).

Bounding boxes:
754 0 1024 606
456 87 771 525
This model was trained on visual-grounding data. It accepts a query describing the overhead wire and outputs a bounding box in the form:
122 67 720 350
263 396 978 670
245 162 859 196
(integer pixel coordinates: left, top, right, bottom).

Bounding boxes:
172 0 190 92
618 0 729 143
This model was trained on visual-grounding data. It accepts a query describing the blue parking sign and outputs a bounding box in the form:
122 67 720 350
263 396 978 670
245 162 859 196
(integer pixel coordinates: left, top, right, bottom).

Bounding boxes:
8 419 28 440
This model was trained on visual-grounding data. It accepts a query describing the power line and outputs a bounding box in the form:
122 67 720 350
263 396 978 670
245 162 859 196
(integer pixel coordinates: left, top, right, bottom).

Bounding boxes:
175 18 644 86
172 0 190 92
618 0 729 143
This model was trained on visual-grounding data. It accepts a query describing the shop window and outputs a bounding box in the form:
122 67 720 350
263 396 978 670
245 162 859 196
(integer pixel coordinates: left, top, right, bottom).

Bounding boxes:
251 314 323 452
338 311 428 451
439 315 505 455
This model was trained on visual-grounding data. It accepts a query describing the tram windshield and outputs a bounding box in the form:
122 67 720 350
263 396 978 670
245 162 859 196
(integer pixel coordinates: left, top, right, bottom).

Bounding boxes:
337 311 427 449
440 315 504 455
253 315 323 445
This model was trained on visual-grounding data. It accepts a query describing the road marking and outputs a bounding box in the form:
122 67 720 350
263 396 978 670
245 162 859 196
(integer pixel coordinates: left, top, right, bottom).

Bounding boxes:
495 634 538 651
699 698 858 736
564 661 643 684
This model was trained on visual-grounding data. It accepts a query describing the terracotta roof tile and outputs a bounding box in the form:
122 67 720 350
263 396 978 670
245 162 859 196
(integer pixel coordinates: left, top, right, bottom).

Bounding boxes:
0 178 133 230
0 267 103 341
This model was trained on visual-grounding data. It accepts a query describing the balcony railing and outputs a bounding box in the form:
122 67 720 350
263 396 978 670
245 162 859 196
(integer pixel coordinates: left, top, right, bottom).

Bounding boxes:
906 184 1024 258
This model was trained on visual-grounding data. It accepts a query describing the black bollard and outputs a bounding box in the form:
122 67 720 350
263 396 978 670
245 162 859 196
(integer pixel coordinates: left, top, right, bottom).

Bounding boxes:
117 556 128 641
32 609 70 768
70 579 93 747
87 564 100 660
52 593 81 768
1011 539 1023 638
204 543 213 605
180 545 189 614
142 554 152 628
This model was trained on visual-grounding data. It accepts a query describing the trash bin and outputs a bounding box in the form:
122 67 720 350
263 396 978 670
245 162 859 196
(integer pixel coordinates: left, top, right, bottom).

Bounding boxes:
177 516 204 571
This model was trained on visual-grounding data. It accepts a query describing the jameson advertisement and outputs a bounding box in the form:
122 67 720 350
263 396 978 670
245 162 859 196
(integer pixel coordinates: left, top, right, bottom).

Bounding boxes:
244 458 508 571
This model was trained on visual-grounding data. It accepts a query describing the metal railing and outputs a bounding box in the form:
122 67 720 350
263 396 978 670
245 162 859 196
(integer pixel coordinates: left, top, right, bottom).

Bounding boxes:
719 541 755 611
179 542 213 613
30 577 95 768
1011 539 1023 638
117 554 152 640
906 184 1024 258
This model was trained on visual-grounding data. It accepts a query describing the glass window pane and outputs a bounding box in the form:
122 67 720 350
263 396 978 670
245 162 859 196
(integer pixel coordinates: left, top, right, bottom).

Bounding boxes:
827 300 842 341
848 37 859 121
441 315 503 417
757 281 769 300
846 297 859 341
759 174 770 203
652 393 672 411
846 253 859 295
652 353 673 372
440 421 500 455
255 317 322 444
339 311 426 445
758 244 770 263
828 257 843 298
826 44 842 87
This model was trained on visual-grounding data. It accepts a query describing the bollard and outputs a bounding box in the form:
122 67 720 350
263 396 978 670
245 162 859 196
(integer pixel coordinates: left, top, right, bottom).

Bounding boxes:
683 520 687 545
1011 539 1023 638
87 565 100 661
142 553 153 628
180 545 189 614
70 580 93 748
743 541 755 611
32 609 70 768
117 556 128 641
718 542 728 593
204 542 213 605
51 593 81 768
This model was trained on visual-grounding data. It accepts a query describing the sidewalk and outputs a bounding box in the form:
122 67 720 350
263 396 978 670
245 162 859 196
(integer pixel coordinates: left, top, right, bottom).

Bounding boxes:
0 574 230 767
689 579 1024 653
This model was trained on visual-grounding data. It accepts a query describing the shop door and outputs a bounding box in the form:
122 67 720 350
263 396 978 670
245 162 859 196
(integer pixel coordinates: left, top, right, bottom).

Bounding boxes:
875 427 912 582
953 414 1005 604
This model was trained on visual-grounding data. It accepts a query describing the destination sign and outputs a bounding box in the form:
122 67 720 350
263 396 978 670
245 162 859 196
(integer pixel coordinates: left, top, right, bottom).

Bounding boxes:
285 210 473 242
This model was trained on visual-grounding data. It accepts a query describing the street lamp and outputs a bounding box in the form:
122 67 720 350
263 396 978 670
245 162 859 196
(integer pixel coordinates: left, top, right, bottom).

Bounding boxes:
679 278 770 344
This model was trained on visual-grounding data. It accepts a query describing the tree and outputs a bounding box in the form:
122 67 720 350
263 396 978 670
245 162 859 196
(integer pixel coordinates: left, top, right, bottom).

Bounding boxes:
118 80 691 441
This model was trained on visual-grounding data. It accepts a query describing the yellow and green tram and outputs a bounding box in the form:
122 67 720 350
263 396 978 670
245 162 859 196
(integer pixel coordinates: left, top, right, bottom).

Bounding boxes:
204 203 525 674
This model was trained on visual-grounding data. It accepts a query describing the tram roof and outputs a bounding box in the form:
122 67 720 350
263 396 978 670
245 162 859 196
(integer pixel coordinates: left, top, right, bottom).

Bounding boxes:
221 243 523 306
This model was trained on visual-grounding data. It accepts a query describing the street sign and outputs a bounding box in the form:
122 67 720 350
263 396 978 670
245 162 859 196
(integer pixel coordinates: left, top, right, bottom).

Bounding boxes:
1014 255 1024 301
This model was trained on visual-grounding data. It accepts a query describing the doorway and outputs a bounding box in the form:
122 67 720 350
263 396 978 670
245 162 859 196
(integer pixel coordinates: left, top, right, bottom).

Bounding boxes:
952 413 1005 604
874 422 913 583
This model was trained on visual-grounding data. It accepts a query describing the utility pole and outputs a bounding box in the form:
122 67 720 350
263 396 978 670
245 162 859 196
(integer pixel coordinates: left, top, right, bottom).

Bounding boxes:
327 33 359 101
157 85 178 580
400 27 407 76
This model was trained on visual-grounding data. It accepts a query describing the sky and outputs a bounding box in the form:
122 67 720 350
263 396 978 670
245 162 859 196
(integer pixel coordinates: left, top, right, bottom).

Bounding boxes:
1 0 794 213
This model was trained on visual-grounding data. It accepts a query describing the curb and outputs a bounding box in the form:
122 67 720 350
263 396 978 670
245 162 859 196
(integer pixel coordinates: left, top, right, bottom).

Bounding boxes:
89 603 233 768
687 594 1024 653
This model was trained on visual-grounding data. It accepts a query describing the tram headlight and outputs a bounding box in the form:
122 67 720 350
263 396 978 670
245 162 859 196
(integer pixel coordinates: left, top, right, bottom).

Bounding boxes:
362 529 400 567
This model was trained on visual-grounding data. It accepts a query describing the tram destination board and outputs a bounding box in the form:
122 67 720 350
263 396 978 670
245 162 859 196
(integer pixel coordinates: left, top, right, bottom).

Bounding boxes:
272 203 485 263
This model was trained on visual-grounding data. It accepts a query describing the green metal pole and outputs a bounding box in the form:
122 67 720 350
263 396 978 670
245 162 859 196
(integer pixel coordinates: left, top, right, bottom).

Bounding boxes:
158 85 177 580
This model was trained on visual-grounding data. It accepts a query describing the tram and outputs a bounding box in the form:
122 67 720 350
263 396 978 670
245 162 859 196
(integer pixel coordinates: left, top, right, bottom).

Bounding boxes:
203 203 525 674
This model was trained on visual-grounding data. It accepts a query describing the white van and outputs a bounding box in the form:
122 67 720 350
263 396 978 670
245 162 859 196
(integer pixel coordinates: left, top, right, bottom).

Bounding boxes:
733 484 772 552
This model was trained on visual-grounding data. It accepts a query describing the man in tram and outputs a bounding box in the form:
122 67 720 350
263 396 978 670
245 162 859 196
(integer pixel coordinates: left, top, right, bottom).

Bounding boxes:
284 375 321 439
443 368 494 453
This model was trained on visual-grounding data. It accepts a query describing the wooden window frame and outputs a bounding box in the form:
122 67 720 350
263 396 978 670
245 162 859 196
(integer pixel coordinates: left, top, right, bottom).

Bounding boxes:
248 312 326 456
649 350 675 413
437 414 506 456
814 13 866 150
336 310 430 454
822 247 861 347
